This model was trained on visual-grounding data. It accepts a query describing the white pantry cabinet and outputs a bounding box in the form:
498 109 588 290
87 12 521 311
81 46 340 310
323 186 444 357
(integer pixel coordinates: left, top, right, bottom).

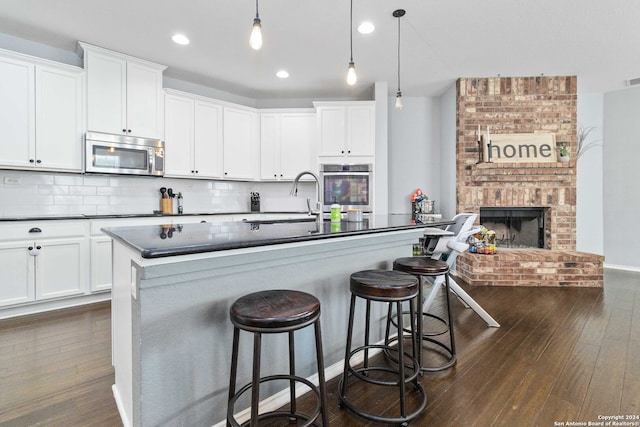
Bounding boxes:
0 49 84 172
164 90 223 179
314 101 375 159
80 42 166 140
0 221 88 308
260 111 316 180
223 106 259 180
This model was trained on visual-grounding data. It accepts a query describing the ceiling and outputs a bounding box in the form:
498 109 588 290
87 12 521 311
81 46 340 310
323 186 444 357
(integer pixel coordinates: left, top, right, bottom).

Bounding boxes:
1 0 639 101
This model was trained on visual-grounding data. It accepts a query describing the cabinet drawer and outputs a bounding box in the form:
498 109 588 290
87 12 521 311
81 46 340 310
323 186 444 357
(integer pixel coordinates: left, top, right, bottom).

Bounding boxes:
0 221 88 241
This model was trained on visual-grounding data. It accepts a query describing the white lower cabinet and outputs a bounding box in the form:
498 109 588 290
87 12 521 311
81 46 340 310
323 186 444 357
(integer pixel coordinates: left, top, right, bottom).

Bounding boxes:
0 221 88 308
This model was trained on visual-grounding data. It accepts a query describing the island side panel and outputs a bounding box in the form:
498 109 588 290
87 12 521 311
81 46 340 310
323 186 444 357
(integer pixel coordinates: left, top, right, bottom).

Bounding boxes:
113 230 423 426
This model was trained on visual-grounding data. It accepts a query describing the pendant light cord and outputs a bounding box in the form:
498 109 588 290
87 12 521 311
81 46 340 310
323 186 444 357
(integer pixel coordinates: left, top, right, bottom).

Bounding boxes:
255 0 259 19
397 15 401 92
349 0 354 62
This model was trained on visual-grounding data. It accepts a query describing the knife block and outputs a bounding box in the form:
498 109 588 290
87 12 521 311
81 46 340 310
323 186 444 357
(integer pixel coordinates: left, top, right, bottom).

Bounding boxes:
160 199 173 215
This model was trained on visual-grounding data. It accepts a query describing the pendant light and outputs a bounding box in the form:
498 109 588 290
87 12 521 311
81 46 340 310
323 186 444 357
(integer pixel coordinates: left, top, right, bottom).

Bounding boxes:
346 0 357 85
393 9 405 110
249 0 263 50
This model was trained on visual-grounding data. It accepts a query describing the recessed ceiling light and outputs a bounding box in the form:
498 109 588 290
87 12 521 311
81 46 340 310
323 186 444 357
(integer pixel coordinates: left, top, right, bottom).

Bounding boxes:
358 22 375 34
172 34 190 45
276 70 289 79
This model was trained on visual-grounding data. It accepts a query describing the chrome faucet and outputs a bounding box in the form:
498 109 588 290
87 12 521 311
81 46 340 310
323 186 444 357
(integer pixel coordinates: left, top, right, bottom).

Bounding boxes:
290 171 323 224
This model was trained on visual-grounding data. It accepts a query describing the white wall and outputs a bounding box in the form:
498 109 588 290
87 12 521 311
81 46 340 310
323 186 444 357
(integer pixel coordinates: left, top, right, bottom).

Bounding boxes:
576 94 604 255
603 86 640 269
374 81 389 214
387 97 441 214
438 84 457 220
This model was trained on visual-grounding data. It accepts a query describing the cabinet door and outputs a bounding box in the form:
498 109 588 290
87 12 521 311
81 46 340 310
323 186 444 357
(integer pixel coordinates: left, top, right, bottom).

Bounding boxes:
0 55 35 169
280 113 316 179
85 50 127 135
35 237 87 300
0 241 35 307
164 94 194 177
223 107 257 180
126 61 164 139
317 107 346 156
193 100 223 178
260 114 280 179
35 65 84 171
90 236 112 292
347 105 375 156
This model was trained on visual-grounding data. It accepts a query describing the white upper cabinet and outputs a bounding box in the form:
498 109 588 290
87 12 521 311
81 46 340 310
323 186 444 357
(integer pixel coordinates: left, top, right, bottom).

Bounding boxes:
35 65 84 171
80 42 166 140
223 106 259 180
260 111 316 180
164 90 222 179
315 101 375 159
0 50 84 172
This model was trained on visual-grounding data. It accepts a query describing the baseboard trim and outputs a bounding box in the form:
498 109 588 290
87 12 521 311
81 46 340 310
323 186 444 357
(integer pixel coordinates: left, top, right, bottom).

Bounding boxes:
112 385 132 427
605 263 640 273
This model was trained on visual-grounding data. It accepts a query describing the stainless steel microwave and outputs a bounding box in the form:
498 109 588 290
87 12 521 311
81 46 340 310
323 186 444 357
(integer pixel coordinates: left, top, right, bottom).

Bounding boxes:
85 132 165 176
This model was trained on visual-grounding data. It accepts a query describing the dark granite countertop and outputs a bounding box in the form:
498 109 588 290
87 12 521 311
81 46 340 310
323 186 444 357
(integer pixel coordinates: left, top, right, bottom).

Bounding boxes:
102 215 453 259
0 211 310 222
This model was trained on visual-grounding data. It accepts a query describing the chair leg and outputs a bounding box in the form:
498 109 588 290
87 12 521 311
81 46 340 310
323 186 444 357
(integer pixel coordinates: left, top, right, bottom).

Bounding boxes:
444 273 456 356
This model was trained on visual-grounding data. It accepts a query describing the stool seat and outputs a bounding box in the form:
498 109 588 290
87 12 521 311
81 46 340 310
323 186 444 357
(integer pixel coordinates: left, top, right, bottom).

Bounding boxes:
393 257 449 275
230 290 320 330
350 270 419 299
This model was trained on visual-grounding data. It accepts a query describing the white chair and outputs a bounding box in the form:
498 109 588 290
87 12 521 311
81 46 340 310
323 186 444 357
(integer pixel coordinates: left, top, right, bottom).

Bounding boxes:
422 213 500 328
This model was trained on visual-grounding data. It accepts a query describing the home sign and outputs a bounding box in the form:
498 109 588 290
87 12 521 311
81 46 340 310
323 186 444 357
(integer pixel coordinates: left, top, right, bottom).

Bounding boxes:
481 133 557 163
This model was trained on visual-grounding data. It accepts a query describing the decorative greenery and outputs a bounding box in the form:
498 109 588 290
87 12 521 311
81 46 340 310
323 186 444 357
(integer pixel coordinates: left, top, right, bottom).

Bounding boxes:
559 142 568 157
577 124 601 159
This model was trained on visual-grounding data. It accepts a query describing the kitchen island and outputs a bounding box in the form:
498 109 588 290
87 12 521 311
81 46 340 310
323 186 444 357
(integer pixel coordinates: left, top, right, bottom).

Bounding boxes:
103 215 451 427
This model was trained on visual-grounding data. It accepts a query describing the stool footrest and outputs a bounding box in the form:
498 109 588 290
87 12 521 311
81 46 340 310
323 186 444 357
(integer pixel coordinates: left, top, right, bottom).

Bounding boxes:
228 374 322 427
345 344 421 386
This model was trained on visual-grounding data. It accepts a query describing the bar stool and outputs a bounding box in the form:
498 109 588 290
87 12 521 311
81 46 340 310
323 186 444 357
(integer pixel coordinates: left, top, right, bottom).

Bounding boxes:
391 257 456 372
227 290 329 427
339 270 427 426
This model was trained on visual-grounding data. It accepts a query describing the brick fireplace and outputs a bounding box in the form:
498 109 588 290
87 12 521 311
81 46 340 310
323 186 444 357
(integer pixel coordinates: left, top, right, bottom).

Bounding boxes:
454 76 603 287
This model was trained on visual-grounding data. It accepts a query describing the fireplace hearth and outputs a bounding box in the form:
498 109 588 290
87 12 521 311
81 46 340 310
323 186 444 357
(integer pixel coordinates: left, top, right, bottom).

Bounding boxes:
480 207 544 248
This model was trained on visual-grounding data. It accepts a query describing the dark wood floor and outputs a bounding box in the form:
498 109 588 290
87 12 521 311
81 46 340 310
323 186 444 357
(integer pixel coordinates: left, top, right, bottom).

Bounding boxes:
1 269 638 426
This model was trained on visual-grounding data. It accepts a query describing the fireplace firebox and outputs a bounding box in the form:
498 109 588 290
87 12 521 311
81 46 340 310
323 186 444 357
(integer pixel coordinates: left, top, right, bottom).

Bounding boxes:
480 207 545 248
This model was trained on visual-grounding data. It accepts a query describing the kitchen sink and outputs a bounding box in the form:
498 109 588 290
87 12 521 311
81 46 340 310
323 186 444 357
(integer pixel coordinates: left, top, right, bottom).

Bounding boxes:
241 217 317 225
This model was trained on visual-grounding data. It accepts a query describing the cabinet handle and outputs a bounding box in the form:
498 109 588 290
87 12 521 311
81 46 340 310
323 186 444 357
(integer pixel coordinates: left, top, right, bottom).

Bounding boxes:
347 150 351 154
122 129 127 133
224 172 228 176
280 174 283 177
200 220 207 223
195 170 198 174
273 174 277 178
29 227 42 233
28 246 33 251
36 159 42 164
341 150 345 154
29 159 35 163
127 129 132 133
36 245 41 250
191 170 195 174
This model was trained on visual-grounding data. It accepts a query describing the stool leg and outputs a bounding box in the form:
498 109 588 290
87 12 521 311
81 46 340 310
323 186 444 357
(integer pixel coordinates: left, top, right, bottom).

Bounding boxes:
396 300 407 419
227 327 240 427
314 319 330 425
364 299 371 369
444 273 456 356
250 332 262 427
416 275 424 371
340 294 357 399
408 297 418 374
384 302 393 348
288 330 296 421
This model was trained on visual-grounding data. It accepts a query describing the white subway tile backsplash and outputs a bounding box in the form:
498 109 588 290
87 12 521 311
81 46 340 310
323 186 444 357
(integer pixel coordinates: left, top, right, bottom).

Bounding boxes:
0 170 319 218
